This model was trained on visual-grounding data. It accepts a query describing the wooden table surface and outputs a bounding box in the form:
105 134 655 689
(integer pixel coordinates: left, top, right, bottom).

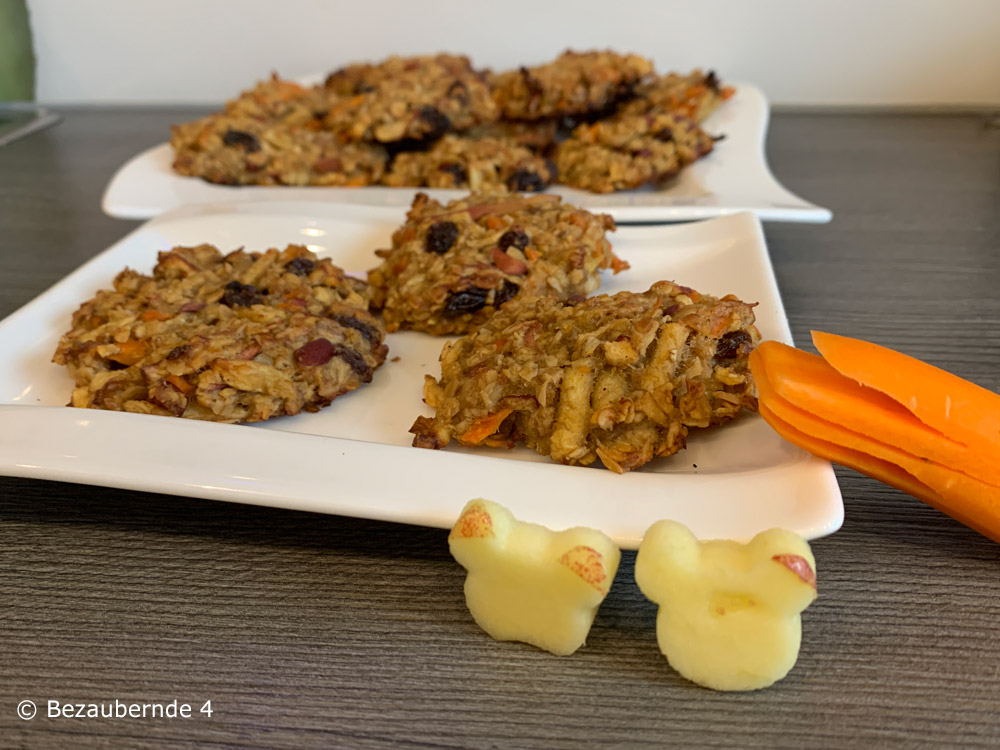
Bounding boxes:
2 110 999 749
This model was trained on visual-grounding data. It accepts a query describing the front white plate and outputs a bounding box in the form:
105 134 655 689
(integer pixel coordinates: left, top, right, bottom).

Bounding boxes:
0 203 842 547
102 84 831 224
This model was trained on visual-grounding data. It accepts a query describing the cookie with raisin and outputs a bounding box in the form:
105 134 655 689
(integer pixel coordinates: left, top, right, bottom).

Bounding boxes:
367 192 626 335
54 244 388 423
411 281 759 472
491 50 653 121
381 135 557 192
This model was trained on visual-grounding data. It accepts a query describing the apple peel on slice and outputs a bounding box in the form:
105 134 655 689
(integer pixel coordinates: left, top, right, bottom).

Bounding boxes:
449 499 621 656
635 520 817 691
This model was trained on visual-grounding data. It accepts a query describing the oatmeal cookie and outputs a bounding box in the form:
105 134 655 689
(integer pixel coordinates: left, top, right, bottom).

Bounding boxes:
53 244 388 423
170 114 387 186
554 112 715 193
491 50 653 121
381 135 557 192
368 192 626 336
619 69 735 122
323 54 498 144
222 73 333 125
410 281 759 472
459 119 562 152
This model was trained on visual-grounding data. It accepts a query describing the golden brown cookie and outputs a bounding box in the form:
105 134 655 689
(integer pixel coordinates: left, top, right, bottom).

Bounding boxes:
368 192 625 336
54 244 388 423
411 281 759 472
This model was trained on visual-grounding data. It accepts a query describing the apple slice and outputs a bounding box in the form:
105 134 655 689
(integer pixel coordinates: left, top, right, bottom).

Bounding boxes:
449 499 621 656
635 520 817 691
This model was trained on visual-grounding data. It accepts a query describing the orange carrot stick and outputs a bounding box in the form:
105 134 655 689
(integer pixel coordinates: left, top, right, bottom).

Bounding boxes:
756 360 1000 496
751 342 1000 487
758 402 1000 543
754 353 1000 541
460 408 515 446
812 331 1000 456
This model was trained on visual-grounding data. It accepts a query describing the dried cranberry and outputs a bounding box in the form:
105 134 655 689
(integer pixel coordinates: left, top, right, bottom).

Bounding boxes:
222 130 261 153
294 338 335 367
705 70 721 92
716 330 752 360
498 227 530 251
417 106 451 140
285 257 315 276
443 287 490 316
653 127 674 142
221 280 263 307
332 313 381 344
425 221 459 254
506 169 547 192
494 280 520 307
314 157 343 174
437 162 468 185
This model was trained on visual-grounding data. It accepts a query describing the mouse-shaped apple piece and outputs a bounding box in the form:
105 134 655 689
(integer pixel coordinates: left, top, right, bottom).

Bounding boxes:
449 499 621 656
635 520 817 691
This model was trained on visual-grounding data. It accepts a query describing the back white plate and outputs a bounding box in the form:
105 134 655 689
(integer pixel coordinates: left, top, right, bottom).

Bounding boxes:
101 84 831 224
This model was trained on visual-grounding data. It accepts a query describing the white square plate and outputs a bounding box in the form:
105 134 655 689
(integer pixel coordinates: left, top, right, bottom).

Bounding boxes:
0 203 842 547
101 84 831 224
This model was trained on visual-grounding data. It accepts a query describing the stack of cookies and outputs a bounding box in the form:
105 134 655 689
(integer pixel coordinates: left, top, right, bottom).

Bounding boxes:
170 50 733 194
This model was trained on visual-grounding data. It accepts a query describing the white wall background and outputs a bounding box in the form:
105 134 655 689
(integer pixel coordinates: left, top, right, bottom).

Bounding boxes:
28 0 1000 107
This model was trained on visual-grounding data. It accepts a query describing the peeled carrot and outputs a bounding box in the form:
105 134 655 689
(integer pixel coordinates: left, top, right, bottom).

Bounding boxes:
757 363 1000 500
460 408 514 446
758 402 1000 543
752 342 1000 487
812 331 1000 457
758 401 944 508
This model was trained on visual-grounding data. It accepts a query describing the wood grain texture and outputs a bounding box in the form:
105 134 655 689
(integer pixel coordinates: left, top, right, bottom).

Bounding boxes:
1 110 1000 749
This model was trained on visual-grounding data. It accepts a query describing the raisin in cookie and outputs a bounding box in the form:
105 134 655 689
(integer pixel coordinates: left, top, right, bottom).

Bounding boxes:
367 192 626 336
491 50 653 121
381 135 557 192
54 244 388 423
410 281 759 472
